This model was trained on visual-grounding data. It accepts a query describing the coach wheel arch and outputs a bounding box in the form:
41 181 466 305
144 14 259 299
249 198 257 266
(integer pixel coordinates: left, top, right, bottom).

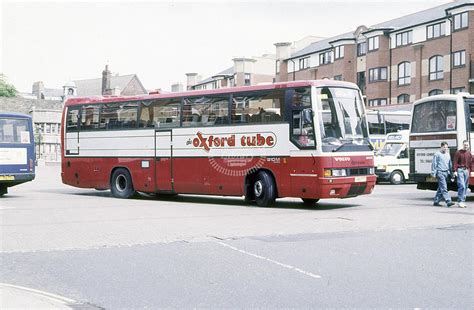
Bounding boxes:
110 167 135 199
245 169 277 207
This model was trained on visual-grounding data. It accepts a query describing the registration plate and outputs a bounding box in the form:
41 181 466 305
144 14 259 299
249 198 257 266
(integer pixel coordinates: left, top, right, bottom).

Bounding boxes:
426 175 437 182
0 175 14 181
354 176 366 182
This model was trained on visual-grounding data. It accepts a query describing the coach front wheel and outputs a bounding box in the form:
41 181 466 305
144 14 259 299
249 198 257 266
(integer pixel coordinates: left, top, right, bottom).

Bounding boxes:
253 171 276 207
110 168 135 198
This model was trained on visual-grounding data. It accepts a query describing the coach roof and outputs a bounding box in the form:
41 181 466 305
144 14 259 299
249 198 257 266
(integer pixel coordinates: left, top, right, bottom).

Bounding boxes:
64 80 359 106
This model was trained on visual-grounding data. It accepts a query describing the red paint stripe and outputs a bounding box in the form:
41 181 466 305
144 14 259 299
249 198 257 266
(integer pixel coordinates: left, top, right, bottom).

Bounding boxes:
410 134 457 141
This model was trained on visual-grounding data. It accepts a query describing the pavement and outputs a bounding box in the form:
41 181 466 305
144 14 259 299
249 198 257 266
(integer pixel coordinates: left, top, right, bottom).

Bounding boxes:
0 283 87 309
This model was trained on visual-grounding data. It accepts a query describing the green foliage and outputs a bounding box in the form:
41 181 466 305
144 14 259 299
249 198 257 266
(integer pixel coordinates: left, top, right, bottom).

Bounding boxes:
0 74 18 97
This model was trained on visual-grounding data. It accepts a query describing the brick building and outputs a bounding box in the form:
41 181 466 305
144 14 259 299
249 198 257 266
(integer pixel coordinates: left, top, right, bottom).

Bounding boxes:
275 0 474 109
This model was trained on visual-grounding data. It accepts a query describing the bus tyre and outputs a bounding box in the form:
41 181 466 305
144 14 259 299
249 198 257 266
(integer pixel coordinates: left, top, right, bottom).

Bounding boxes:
0 185 7 197
111 168 135 199
389 171 404 185
253 171 276 207
302 198 319 207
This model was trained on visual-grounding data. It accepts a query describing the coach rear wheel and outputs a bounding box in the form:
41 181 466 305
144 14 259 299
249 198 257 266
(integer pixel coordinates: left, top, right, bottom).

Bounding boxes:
110 168 135 198
253 171 276 207
389 171 404 185
302 198 320 207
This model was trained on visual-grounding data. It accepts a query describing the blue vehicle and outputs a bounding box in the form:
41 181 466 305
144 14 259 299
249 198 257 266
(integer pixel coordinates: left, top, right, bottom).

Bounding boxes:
0 112 36 196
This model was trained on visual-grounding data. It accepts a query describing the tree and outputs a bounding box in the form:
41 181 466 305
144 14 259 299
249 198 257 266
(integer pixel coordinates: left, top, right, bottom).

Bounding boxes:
0 74 18 97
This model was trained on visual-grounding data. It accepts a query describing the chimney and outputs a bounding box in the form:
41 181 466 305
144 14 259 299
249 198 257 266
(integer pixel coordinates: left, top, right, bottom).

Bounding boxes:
185 73 199 90
32 81 45 99
171 83 184 92
102 65 111 95
274 42 292 60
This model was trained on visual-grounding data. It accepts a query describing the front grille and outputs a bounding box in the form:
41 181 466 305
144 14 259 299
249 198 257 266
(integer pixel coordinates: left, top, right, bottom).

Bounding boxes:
348 167 371 176
347 184 366 196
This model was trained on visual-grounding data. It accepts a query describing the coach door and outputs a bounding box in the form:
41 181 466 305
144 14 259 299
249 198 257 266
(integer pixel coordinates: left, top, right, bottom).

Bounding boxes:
155 130 173 191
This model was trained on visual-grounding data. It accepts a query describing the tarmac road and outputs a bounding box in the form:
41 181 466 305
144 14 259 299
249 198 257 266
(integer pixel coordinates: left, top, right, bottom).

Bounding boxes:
0 165 472 308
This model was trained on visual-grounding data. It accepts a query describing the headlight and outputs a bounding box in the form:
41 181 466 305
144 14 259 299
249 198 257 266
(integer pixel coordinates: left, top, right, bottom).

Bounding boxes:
332 169 347 177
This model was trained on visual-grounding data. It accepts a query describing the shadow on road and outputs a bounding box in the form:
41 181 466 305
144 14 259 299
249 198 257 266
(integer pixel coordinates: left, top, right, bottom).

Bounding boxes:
50 189 362 211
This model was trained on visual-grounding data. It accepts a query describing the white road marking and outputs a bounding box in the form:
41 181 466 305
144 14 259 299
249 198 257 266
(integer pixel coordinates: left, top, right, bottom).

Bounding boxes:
216 241 321 279
0 282 77 303
0 206 15 210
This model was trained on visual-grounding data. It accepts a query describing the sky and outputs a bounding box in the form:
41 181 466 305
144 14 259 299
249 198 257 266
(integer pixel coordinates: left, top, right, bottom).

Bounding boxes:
2 0 453 93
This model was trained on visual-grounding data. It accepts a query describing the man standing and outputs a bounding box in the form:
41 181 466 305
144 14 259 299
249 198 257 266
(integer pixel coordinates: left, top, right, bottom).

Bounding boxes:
431 142 455 207
453 140 472 208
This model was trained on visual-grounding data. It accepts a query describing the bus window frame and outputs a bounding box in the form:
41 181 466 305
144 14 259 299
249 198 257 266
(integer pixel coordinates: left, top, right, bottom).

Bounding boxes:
287 87 316 150
411 99 457 134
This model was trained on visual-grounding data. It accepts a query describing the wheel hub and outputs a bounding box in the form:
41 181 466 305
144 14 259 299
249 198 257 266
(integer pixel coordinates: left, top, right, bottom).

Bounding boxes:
115 174 127 192
254 180 263 198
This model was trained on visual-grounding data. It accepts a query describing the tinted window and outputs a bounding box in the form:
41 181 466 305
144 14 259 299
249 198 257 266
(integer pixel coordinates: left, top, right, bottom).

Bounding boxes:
183 95 230 127
66 108 80 132
231 89 284 124
0 118 30 143
100 102 138 129
411 100 456 133
139 99 180 128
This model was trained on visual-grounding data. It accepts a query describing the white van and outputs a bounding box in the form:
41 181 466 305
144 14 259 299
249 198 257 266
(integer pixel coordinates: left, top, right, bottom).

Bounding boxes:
375 130 409 184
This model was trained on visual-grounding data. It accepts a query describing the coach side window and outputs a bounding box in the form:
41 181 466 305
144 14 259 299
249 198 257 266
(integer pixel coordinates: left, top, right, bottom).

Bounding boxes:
100 102 138 129
66 108 80 132
139 99 180 128
231 89 284 124
183 95 229 127
80 105 100 130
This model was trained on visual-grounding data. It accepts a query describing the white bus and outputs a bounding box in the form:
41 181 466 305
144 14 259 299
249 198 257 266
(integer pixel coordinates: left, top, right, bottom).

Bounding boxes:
375 130 409 184
409 93 474 191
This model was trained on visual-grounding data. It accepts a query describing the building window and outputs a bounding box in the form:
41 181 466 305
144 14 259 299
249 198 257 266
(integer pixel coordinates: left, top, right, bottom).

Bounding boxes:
452 50 466 68
451 87 465 94
453 12 468 31
244 73 251 86
334 74 343 81
427 22 445 39
299 57 310 70
212 81 218 89
398 62 411 85
429 55 443 80
357 42 367 56
368 36 379 51
319 51 332 65
369 67 387 82
397 94 410 104
334 46 344 60
396 30 413 47
368 98 387 106
275 60 280 74
429 89 443 96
